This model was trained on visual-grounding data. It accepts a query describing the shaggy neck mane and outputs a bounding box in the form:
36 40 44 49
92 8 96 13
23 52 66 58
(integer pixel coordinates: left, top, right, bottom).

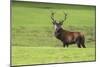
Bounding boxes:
56 28 63 32
55 27 69 34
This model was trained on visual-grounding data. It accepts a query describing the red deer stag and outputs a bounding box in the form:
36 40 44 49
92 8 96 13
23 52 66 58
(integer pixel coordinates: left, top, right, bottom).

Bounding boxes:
51 12 86 48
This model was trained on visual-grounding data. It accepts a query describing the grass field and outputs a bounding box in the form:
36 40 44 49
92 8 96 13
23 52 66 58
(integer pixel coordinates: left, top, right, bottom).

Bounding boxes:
12 1 96 66
12 47 95 66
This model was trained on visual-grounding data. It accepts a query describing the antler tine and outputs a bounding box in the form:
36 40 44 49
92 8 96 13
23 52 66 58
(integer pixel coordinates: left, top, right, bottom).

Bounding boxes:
64 12 67 16
51 12 54 16
60 12 67 23
63 12 67 20
51 12 55 21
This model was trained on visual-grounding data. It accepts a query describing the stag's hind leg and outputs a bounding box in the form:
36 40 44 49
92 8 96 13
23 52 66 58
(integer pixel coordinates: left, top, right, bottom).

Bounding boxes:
80 36 86 48
81 41 86 48
76 39 81 48
81 44 86 48
77 43 81 48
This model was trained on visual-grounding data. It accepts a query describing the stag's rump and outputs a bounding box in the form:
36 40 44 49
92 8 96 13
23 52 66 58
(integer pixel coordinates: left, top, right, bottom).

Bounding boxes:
61 31 85 44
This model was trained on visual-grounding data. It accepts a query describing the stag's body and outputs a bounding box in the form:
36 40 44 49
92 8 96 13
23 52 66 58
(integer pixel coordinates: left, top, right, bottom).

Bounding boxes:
51 12 86 48
55 28 85 48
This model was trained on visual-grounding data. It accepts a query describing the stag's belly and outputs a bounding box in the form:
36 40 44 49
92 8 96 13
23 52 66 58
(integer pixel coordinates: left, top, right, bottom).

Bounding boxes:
64 39 76 44
63 35 77 44
55 35 76 44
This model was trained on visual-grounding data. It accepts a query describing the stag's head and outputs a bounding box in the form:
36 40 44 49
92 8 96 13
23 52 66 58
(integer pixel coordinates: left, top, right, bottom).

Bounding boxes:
51 12 67 30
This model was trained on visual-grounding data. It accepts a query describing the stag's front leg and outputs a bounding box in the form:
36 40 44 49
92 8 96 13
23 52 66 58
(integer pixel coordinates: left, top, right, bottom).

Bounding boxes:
66 44 69 48
63 42 66 48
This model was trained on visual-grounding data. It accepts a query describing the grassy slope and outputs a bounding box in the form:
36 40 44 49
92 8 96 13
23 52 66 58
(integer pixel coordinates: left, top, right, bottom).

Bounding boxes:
12 46 95 66
12 1 96 66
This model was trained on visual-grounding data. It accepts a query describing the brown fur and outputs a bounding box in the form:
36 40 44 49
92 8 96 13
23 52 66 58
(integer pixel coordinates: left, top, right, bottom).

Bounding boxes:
55 28 86 48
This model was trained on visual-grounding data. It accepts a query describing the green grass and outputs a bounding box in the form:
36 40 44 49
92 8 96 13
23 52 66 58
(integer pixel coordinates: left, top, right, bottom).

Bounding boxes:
12 1 96 66
12 46 95 66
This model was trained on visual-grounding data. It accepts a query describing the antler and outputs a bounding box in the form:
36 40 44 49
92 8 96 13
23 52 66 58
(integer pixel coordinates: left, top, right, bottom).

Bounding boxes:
51 12 55 21
60 12 67 23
